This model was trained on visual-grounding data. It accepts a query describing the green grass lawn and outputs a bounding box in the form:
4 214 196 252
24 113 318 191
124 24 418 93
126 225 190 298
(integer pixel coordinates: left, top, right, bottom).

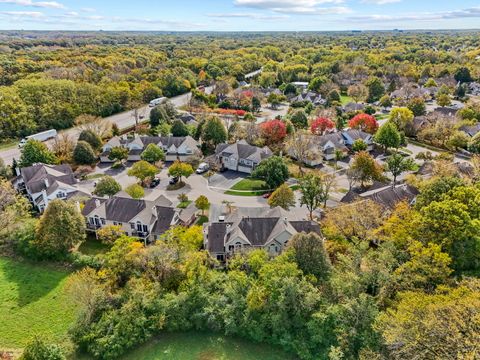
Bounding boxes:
0 257 78 351
196 215 209 226
177 200 192 209
340 95 353 105
77 237 111 256
119 333 296 360
225 178 268 196
0 140 17 151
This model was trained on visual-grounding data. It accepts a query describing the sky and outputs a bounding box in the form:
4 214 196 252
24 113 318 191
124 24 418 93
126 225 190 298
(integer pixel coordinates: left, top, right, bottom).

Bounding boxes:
0 0 480 31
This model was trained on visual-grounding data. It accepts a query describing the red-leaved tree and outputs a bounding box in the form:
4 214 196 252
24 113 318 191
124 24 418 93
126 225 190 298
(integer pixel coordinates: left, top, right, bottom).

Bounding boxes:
310 117 335 135
260 119 287 145
348 113 379 134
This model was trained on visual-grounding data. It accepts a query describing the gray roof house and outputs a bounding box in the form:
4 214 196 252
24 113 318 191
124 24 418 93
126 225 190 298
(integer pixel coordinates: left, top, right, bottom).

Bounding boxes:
215 140 273 174
14 163 89 212
341 183 419 209
459 123 480 138
204 206 321 261
82 192 194 242
343 102 365 113
101 135 200 162
341 129 374 150
291 91 325 106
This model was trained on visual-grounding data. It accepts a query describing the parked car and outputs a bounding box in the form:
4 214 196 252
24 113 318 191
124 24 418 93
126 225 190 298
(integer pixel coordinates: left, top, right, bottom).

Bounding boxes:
150 178 160 188
262 192 272 199
169 176 179 185
196 162 210 174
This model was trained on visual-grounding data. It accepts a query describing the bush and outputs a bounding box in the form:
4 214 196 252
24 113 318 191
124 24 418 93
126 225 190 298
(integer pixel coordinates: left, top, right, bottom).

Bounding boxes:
73 141 97 165
78 130 102 150
21 336 65 360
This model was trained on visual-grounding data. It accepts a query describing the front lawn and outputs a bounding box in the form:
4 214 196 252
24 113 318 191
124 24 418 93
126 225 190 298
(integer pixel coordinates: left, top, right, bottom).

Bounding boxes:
177 200 192 209
340 95 353 105
225 178 267 196
0 257 79 351
77 237 111 256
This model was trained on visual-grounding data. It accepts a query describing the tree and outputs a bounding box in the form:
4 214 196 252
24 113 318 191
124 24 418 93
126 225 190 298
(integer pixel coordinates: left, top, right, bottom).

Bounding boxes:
309 76 328 92
21 336 65 360
73 141 97 165
0 157 11 179
310 117 335 135
407 97 426 116
379 95 392 108
140 143 165 163
299 173 333 220
327 89 341 105
348 113 378 134
127 160 158 185
260 119 287 145
0 179 31 242
125 184 144 199
424 78 438 87
374 121 401 152
290 109 308 129
33 199 86 259
376 280 480 360
78 129 102 151
334 149 345 169
268 183 295 210
168 160 194 183
436 93 452 107
97 225 124 244
267 93 281 109
384 153 416 186
171 119 189 137
75 114 112 140
251 96 261 113
19 140 57 167
350 151 384 187
454 67 473 83
93 176 121 197
365 77 385 103
389 107 414 132
252 156 289 190
195 195 210 215
347 84 368 103
287 232 331 282
111 123 120 136
286 132 315 174
201 117 227 151
108 146 128 163
352 139 368 152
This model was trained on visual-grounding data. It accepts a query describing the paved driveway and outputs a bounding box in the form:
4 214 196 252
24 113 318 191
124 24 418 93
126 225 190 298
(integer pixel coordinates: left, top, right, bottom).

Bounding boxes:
207 171 245 190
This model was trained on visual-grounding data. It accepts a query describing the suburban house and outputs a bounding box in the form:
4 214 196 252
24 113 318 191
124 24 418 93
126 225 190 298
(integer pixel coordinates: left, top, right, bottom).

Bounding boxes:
314 133 349 161
14 163 89 212
460 123 480 138
100 134 200 162
341 183 419 209
290 91 325 106
82 193 196 243
341 129 374 151
215 140 273 174
343 102 365 113
204 206 321 261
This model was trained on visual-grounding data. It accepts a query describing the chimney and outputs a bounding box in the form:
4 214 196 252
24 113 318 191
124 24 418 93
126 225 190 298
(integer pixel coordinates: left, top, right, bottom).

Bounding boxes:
94 198 101 208
75 201 81 213
44 178 49 188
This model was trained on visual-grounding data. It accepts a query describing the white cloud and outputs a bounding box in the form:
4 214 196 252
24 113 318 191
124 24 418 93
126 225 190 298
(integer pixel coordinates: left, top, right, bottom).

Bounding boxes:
0 10 43 16
0 0 64 8
349 7 480 22
234 0 349 14
80 7 96 13
206 12 289 20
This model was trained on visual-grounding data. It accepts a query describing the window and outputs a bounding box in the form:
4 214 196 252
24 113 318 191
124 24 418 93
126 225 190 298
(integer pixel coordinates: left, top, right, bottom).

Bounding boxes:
130 223 135 230
56 191 66 199
100 218 106 225
143 225 148 233
89 217 94 225
118 222 122 226
113 222 117 226
94 216 100 226
136 221 142 232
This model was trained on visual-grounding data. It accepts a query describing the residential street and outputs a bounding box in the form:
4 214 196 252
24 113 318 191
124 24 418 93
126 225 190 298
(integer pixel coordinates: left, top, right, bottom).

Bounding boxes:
0 87 213 166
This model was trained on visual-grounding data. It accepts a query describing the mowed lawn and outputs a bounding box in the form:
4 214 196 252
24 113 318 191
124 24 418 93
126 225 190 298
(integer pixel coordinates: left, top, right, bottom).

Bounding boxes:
0 257 78 350
120 333 296 360
225 178 268 196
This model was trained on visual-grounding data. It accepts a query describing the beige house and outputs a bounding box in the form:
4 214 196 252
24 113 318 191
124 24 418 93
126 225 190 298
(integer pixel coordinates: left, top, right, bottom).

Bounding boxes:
215 140 273 174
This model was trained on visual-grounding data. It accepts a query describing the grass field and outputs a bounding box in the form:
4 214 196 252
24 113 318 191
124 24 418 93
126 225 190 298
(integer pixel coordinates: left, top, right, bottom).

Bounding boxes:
340 95 353 105
225 178 268 196
0 140 17 151
0 257 78 351
120 333 296 360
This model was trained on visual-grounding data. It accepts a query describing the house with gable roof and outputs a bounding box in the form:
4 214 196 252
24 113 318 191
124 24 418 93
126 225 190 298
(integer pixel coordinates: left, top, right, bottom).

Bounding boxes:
215 140 273 174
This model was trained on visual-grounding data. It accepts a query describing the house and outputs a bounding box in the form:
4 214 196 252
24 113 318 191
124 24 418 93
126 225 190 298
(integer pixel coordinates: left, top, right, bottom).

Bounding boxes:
459 123 480 138
215 140 272 174
82 193 196 242
343 102 365 113
341 183 419 209
101 135 200 162
341 129 374 151
178 112 198 126
315 133 349 161
14 163 89 212
203 206 321 261
291 91 325 106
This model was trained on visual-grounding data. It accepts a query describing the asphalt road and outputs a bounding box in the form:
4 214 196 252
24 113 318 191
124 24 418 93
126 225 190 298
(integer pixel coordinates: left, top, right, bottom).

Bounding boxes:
0 87 211 166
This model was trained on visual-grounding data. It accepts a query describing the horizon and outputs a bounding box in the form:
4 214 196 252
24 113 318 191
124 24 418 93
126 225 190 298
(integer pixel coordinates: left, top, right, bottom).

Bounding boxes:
0 0 480 31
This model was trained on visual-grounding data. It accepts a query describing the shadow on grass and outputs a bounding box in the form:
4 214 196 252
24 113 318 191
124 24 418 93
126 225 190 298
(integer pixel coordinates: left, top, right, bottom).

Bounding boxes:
0 257 69 307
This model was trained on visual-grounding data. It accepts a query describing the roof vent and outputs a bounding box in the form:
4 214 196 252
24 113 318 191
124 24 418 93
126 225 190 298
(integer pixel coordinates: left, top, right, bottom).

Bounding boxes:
218 215 225 222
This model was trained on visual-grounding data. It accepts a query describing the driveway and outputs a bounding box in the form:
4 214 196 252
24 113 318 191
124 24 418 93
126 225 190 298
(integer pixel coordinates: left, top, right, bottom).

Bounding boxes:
207 171 245 190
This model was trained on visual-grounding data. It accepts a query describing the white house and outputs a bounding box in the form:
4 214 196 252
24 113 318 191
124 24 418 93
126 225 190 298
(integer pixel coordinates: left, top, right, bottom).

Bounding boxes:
341 129 374 151
101 135 200 163
14 163 89 212
215 140 273 174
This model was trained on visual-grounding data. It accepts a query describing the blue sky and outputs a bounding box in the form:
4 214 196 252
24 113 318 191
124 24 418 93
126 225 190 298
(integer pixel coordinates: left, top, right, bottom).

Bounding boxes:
0 0 479 31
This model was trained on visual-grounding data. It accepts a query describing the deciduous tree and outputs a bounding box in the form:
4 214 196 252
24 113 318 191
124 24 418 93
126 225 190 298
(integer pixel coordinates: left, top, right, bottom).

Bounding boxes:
252 156 289 190
19 140 57 167
348 113 378 134
268 183 295 210
127 160 158 185
93 176 121 198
